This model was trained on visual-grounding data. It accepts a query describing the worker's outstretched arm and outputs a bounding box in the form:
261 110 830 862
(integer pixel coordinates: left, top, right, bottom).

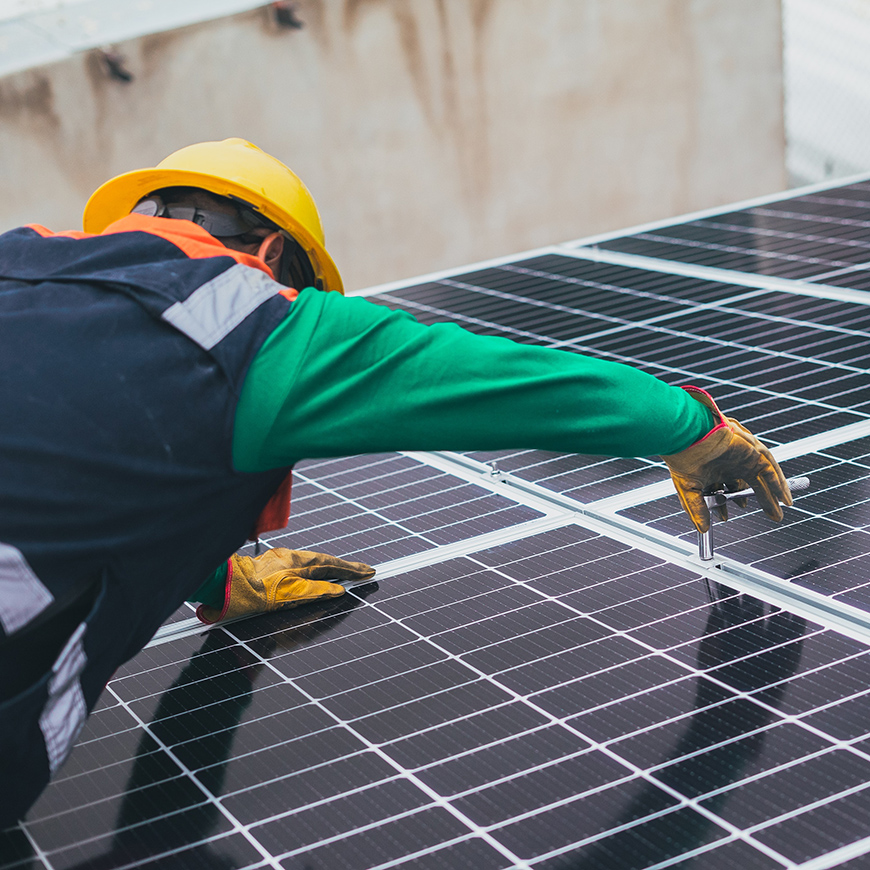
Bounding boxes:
233 289 717 465
232 289 789 536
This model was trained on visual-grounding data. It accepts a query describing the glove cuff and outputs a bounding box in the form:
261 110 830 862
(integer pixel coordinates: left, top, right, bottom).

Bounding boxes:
679 386 729 448
195 557 234 625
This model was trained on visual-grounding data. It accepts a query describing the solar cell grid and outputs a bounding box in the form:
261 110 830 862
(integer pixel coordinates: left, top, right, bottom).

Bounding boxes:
373 292 555 345
14 525 870 870
447 267 691 323
507 255 758 303
593 179 870 286
262 453 545 564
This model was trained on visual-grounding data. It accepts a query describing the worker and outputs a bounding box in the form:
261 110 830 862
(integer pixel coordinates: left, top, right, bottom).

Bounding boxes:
0 138 790 826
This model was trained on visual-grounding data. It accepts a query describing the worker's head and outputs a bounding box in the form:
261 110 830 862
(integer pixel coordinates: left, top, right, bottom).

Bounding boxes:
83 138 343 294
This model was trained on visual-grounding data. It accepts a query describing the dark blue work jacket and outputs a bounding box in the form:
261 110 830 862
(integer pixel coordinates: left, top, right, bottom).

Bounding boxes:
0 216 293 820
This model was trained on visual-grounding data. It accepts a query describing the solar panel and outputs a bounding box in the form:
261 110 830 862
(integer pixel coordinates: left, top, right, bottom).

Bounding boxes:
591 180 870 287
8 174 870 869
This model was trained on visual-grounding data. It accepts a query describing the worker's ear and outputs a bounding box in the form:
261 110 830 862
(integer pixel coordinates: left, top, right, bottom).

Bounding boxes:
256 231 285 277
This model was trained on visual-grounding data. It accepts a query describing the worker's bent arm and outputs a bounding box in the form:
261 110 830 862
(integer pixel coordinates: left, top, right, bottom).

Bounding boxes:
232 288 715 473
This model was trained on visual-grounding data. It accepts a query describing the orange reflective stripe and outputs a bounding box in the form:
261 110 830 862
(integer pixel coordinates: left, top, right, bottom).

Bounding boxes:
103 214 275 279
25 224 92 240
24 217 276 280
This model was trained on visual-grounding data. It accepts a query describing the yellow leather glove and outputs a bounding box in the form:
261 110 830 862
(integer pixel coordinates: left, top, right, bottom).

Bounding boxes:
661 387 792 534
196 548 376 625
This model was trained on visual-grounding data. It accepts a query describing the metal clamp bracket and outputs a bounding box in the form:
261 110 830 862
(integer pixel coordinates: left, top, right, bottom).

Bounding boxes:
698 476 810 562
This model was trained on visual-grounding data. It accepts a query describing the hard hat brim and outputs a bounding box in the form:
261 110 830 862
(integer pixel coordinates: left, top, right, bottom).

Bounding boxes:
83 167 344 295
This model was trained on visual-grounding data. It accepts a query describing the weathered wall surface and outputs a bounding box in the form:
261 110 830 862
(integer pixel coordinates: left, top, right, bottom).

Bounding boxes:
0 0 785 291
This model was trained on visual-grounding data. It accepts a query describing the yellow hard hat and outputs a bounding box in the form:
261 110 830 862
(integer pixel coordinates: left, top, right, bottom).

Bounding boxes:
83 138 343 294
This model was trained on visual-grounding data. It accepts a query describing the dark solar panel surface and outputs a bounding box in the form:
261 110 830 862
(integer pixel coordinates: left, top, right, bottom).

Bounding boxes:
594 179 870 288
265 453 544 563
13 532 870 870
7 179 870 869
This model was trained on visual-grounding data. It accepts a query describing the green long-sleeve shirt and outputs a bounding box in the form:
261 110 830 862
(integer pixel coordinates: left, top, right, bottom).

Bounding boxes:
191 287 714 605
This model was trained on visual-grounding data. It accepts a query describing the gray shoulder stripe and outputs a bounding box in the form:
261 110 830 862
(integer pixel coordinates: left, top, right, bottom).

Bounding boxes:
40 622 88 775
162 263 283 350
0 542 54 635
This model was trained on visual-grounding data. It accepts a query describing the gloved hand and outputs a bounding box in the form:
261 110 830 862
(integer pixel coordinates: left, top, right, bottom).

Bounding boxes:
196 548 376 625
661 386 791 534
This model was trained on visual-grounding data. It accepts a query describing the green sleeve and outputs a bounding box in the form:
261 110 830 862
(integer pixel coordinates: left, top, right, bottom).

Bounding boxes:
212 292 715 605
186 561 227 607
232 288 715 473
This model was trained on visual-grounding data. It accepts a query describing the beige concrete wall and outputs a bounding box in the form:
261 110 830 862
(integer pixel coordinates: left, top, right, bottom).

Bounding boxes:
0 0 785 291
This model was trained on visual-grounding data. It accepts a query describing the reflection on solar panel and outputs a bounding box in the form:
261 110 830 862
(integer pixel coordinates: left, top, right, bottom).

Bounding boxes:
7 174 870 869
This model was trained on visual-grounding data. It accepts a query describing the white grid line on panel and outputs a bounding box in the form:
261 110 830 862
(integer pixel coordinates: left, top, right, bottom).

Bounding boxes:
222 635 536 870
494 262 870 343
497 262 767 310
215 748 384 804
292 452 414 482
558 176 870 249
437 276 758 338
800 834 870 869
752 206 870 232
743 780 870 840
286 469 447 541
335 545 835 867
526 806 792 870
426 747 635 806
334 588 785 866
701 218 870 255
411 450 870 645
814 262 870 283
365 834 485 870
436 276 831 361
442 273 797 350
383 292 557 346
50 748 143 789
273 805 475 866
405 719 570 777
562 246 870 305
557 310 870 384
39 683 285 870
16 826 53 870
666 743 868 812
610 229 857 272
642 839 759 870
295 460 543 543
803 195 870 209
